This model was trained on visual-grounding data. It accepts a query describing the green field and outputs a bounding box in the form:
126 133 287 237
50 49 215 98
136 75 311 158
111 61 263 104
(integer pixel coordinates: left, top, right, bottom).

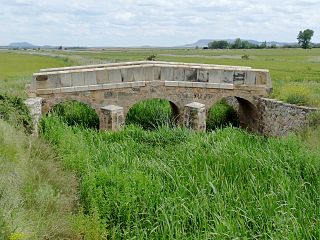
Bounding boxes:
0 52 73 97
0 49 320 239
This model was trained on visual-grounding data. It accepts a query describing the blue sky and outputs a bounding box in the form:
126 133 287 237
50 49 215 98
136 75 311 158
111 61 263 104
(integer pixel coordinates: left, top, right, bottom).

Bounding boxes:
0 0 319 46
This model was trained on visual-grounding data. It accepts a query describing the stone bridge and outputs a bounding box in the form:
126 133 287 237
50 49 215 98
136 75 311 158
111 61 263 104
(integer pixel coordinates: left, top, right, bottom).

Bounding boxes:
29 61 273 132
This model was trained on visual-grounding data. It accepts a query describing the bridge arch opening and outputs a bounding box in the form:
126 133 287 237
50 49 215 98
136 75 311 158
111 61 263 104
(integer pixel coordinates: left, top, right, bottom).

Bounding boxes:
47 100 100 129
234 97 259 132
126 98 180 130
207 98 240 131
207 96 259 132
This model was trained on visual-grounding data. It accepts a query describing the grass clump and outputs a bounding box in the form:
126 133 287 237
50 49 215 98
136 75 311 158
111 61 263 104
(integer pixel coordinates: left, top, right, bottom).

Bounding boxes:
286 93 310 105
49 101 99 129
207 100 239 130
126 99 174 130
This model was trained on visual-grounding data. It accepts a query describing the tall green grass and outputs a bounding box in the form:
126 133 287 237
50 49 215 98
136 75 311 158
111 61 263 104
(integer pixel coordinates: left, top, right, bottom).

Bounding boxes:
0 120 79 239
207 100 239 131
50 101 99 129
126 99 174 130
40 114 320 239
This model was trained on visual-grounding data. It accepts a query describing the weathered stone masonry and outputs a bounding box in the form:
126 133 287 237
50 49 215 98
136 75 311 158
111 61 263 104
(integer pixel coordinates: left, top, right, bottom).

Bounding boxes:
257 98 319 136
26 60 319 136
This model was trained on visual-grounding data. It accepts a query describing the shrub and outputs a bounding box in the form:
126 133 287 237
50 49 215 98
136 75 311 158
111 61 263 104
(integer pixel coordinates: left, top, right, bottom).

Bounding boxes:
286 94 310 106
0 93 33 133
207 100 239 130
241 54 250 60
146 54 156 61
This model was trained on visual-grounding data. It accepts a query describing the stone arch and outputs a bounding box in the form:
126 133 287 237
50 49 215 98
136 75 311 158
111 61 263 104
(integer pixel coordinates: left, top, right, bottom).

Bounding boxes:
234 96 259 132
125 98 181 127
42 96 100 117
44 98 100 129
207 95 259 132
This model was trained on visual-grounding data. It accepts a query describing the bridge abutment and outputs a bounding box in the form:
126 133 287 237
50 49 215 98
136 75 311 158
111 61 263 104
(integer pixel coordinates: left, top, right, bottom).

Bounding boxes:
183 102 206 132
100 105 124 131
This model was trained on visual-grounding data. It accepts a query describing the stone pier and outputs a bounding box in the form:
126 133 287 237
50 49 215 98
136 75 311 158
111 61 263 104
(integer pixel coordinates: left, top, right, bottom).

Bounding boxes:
100 105 124 131
183 102 206 131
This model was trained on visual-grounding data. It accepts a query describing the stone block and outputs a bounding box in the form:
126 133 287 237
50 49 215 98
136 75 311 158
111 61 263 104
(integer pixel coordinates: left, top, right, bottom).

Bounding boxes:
24 97 42 136
178 81 187 87
100 105 124 131
88 85 103 91
35 77 51 89
107 68 122 83
222 70 234 83
183 102 206 131
165 81 179 87
47 74 61 88
185 69 197 81
245 71 256 85
220 83 234 90
174 68 185 81
120 68 132 82
133 67 143 81
131 81 146 87
208 69 223 83
60 73 72 87
102 83 122 89
192 82 206 88
255 71 268 85
74 86 89 92
146 80 164 87
121 82 132 88
71 72 85 86
52 88 61 94
206 83 220 89
184 82 193 88
60 87 75 93
197 70 208 82
37 89 53 95
96 69 108 84
153 66 161 80
143 66 154 81
160 67 174 81
84 71 97 85
233 71 246 85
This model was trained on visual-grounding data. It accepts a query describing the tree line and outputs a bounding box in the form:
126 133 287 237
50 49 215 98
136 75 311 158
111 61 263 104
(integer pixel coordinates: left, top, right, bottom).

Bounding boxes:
207 29 317 49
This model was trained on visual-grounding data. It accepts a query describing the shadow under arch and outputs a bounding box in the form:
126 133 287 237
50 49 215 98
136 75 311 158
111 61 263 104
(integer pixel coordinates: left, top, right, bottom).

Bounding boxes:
125 98 180 130
234 96 260 132
48 100 100 129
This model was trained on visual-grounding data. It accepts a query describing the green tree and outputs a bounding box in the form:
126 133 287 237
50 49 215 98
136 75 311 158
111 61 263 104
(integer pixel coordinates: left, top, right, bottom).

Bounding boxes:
297 29 314 49
208 40 229 49
233 38 242 49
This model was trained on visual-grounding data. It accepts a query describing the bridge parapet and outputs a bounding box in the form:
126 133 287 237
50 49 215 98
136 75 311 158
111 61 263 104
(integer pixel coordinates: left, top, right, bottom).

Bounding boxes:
31 61 272 96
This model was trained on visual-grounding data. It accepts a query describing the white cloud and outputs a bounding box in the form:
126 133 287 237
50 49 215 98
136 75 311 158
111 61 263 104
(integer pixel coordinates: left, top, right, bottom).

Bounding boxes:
0 0 319 46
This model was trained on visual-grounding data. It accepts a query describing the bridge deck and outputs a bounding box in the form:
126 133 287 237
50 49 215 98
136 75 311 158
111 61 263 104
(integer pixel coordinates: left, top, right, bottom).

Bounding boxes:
30 61 272 96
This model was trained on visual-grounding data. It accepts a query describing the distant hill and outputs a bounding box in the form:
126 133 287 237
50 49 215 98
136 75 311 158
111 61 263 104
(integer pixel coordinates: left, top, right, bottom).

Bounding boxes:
182 39 295 48
8 42 36 48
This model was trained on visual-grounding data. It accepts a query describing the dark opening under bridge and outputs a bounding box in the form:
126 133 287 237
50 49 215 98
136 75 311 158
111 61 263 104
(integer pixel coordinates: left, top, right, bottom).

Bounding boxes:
28 61 273 132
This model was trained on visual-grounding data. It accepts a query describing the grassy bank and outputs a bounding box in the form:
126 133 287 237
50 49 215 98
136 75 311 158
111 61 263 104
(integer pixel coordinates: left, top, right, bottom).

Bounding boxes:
0 120 79 239
40 114 320 239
